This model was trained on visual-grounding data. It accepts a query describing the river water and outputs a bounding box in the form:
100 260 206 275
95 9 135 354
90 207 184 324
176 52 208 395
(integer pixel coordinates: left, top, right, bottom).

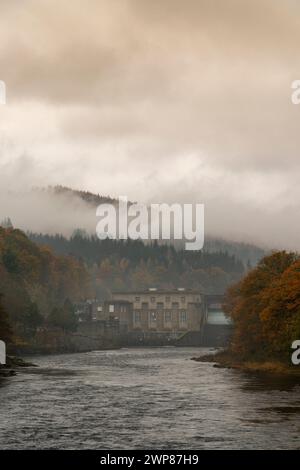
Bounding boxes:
0 347 299 449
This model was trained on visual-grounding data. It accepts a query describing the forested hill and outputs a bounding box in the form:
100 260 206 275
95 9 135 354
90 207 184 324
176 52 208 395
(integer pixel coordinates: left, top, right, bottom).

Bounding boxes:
28 232 245 295
202 237 265 266
32 186 265 265
0 227 91 334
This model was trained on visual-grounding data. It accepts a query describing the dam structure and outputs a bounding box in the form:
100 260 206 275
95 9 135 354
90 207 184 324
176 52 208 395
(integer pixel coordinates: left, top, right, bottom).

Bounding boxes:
83 288 232 347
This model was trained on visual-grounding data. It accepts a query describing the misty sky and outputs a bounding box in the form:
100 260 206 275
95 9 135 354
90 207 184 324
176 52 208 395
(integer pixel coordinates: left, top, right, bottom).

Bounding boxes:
1 0 300 249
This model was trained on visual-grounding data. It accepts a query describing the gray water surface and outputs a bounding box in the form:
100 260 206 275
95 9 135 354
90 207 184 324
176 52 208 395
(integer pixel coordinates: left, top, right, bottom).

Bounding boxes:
0 347 299 449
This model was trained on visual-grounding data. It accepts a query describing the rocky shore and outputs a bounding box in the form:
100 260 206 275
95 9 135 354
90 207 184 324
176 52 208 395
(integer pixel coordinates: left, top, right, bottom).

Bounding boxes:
0 356 37 377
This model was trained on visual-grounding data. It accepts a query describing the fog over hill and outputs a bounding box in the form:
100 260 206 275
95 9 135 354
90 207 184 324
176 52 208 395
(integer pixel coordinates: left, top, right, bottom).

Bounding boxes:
1 0 300 257
0 186 265 265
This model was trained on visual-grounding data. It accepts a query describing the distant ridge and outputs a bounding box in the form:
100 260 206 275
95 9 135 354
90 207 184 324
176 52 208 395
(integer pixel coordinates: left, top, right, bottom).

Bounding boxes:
33 185 119 207
31 185 266 266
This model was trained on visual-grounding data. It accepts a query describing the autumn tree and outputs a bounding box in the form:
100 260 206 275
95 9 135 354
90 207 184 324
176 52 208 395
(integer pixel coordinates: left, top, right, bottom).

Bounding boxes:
0 227 91 344
224 251 300 361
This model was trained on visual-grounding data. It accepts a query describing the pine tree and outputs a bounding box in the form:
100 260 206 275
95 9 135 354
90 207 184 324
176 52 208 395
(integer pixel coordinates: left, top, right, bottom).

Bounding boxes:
0 217 13 228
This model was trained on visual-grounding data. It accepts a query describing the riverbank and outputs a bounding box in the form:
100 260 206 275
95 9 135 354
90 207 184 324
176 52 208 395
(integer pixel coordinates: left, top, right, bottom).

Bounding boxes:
192 350 300 377
9 323 122 356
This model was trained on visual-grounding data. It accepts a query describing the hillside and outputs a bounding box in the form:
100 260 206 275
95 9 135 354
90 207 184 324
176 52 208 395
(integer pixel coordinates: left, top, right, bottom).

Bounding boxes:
0 227 91 343
36 186 266 266
29 232 245 296
34 185 119 207
0 185 266 265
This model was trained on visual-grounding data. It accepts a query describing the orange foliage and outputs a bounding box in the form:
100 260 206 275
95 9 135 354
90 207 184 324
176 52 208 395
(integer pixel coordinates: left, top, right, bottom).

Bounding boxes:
0 228 92 322
224 251 300 360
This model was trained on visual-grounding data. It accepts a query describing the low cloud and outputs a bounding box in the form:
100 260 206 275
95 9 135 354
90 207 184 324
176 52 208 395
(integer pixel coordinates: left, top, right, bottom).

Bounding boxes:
0 0 300 249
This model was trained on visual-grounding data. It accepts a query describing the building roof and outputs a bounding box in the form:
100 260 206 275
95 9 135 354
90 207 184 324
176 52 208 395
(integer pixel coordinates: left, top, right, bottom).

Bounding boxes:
112 288 203 295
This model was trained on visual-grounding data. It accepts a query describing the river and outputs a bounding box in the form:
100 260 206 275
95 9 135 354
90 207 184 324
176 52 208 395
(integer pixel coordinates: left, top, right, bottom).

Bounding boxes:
0 347 299 449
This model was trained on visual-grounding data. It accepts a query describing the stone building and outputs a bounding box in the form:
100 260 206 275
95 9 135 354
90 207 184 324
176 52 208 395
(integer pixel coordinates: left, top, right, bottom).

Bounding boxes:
79 290 231 346
98 288 206 339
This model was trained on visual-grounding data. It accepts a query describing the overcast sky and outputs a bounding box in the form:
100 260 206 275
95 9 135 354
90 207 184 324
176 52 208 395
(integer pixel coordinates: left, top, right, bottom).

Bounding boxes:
0 0 300 248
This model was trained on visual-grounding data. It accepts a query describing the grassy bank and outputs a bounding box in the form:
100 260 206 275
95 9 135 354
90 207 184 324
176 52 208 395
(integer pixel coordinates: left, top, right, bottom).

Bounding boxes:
192 350 300 377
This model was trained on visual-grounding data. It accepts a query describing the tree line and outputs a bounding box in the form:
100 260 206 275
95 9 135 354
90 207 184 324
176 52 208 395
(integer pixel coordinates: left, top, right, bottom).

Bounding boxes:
29 231 245 297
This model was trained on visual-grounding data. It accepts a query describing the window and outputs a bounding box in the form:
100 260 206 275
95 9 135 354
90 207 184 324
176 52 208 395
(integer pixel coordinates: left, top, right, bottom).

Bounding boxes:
157 302 164 310
97 306 102 312
149 311 157 324
179 311 187 323
134 312 141 323
109 304 114 313
141 302 148 309
172 302 179 309
164 311 172 323
135 296 140 302
120 305 127 313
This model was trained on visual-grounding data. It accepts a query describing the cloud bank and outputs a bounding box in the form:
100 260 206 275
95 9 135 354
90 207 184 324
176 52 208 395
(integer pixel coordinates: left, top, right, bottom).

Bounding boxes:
0 0 300 249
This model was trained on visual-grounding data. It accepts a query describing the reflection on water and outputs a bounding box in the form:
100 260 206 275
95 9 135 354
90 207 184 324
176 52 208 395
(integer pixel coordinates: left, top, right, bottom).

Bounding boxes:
0 347 299 449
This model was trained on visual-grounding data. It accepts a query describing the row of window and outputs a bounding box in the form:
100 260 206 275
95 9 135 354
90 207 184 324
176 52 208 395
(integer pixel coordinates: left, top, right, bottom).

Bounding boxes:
135 296 189 303
141 302 181 309
108 303 191 313
108 305 127 313
134 311 187 324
